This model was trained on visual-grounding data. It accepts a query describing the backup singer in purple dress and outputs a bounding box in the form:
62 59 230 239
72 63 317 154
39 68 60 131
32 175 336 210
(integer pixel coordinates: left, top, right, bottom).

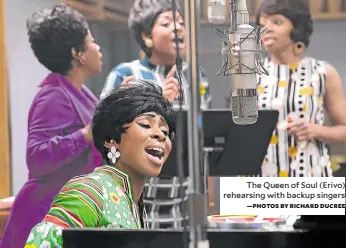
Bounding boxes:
0 4 103 248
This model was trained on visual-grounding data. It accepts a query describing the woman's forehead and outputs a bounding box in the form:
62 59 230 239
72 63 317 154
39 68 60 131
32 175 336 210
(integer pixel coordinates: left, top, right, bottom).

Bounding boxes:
260 13 285 19
136 112 167 122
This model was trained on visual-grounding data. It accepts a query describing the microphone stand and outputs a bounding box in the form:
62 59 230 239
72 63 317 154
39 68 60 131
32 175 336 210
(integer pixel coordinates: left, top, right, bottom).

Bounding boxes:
184 0 209 248
183 0 267 247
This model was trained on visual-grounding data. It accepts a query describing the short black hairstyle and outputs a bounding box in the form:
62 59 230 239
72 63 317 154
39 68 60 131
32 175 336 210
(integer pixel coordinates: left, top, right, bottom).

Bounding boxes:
256 0 313 47
128 0 183 57
92 80 176 162
27 4 89 75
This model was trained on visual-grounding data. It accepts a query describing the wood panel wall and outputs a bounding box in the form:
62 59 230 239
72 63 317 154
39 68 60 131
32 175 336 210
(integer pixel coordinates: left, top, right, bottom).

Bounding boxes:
0 0 11 199
66 0 346 27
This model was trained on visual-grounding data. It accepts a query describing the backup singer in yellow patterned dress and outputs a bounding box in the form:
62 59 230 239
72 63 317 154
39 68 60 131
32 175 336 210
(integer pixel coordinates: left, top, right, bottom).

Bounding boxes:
24 81 176 247
257 0 346 177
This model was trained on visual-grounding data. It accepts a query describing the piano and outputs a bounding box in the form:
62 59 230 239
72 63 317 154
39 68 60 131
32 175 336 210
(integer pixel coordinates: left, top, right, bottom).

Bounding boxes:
63 227 344 248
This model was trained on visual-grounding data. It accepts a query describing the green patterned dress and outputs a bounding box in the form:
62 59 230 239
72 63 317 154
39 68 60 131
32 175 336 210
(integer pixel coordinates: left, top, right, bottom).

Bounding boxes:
24 165 148 248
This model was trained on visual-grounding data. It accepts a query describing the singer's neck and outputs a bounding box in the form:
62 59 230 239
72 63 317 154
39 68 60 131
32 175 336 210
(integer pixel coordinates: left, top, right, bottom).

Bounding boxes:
150 52 176 66
270 50 302 65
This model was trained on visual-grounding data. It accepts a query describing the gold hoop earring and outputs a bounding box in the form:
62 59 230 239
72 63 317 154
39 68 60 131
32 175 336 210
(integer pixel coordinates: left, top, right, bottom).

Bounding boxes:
144 38 153 48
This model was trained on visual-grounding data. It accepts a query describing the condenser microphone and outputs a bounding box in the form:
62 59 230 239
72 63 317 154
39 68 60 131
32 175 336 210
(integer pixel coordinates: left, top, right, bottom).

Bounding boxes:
213 0 268 125
229 0 258 125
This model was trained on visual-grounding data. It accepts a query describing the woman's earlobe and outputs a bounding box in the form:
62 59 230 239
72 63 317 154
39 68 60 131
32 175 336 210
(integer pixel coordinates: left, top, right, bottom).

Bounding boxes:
71 48 85 64
141 33 153 48
104 140 117 149
79 56 86 65
144 38 153 48
294 41 305 56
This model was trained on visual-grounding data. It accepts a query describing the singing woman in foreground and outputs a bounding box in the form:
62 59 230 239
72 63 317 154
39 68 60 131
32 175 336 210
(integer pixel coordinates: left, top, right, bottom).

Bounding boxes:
257 0 346 177
101 0 212 229
24 82 176 247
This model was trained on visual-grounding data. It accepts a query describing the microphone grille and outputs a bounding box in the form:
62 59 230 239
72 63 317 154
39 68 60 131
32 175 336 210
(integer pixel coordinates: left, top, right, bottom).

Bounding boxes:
231 94 258 125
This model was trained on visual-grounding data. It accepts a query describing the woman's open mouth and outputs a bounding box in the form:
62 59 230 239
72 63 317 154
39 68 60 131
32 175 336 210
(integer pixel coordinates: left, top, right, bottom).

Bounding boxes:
145 146 165 165
172 35 185 48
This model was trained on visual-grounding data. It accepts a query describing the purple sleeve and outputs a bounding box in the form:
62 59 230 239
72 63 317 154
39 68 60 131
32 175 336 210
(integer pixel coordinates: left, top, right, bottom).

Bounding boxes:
26 87 90 178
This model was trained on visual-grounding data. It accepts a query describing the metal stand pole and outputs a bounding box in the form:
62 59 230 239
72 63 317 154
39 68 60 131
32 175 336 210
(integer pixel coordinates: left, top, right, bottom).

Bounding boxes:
184 0 209 248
